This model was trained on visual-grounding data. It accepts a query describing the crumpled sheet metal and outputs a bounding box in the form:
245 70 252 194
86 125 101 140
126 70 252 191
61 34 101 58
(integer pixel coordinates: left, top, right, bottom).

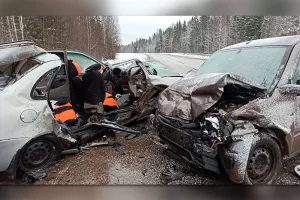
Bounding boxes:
158 72 265 121
228 94 296 134
229 100 291 135
223 129 256 184
0 43 45 68
147 75 182 88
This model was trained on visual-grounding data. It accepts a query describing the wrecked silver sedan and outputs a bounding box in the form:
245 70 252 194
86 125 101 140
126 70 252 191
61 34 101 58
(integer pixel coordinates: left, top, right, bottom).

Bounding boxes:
153 35 300 185
0 41 63 180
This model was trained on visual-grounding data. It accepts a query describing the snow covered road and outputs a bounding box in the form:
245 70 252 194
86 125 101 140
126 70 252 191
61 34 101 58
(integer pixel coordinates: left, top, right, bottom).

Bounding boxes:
145 53 207 75
105 53 208 76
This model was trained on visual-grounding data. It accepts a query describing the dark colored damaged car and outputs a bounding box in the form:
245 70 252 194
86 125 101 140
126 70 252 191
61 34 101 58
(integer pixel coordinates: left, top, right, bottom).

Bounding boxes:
152 35 300 185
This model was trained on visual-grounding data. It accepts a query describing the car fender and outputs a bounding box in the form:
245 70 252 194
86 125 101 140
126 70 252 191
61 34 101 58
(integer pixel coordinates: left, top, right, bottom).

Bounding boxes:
220 122 258 184
4 132 61 180
0 137 31 172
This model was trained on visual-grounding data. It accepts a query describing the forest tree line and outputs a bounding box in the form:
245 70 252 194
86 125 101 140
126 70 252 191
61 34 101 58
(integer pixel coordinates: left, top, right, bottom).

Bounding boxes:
119 16 300 54
0 16 120 60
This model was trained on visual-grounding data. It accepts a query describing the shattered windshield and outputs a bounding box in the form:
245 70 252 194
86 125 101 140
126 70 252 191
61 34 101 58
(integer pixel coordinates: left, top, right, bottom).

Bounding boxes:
197 46 289 89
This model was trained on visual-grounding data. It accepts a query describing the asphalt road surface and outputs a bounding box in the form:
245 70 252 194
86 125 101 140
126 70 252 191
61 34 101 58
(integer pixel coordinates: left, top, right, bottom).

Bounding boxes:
10 128 300 185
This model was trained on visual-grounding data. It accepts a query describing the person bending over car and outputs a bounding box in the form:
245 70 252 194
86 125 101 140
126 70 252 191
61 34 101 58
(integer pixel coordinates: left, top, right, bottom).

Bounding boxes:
82 63 106 116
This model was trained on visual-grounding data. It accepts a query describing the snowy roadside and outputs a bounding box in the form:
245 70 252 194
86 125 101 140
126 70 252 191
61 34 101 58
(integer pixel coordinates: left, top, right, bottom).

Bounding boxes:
103 53 209 65
103 53 148 64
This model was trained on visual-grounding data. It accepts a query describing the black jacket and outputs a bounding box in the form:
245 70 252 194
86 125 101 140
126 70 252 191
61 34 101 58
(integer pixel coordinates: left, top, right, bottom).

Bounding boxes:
82 64 105 105
68 60 85 113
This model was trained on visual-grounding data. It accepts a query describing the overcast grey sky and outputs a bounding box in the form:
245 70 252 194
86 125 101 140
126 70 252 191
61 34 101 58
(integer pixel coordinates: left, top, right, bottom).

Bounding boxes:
118 16 193 45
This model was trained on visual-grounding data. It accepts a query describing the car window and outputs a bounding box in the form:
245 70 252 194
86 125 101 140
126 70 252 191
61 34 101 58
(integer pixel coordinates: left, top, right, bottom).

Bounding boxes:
57 66 66 75
20 59 40 74
3 62 17 75
67 52 98 72
31 68 59 100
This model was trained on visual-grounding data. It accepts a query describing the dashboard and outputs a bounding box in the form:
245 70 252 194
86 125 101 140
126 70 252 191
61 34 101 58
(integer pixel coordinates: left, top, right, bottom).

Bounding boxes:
111 67 129 85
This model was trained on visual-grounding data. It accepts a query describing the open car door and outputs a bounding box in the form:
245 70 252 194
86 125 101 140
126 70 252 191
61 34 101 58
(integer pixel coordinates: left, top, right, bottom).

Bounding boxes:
47 50 71 101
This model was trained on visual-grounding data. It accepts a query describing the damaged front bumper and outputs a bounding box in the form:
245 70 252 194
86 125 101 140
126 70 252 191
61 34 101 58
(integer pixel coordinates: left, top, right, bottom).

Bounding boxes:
153 113 222 175
152 113 258 184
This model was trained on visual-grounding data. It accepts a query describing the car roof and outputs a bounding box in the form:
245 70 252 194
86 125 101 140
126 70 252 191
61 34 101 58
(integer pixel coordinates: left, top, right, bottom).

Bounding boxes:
222 35 300 50
48 49 103 64
0 40 46 67
0 40 33 47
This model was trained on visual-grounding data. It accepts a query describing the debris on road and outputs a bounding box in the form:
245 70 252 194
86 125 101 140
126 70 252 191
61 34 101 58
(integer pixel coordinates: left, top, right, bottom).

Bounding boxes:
125 133 138 140
61 149 80 156
90 141 109 147
160 164 191 185
294 165 300 177
111 142 125 155
142 169 148 176
19 170 47 185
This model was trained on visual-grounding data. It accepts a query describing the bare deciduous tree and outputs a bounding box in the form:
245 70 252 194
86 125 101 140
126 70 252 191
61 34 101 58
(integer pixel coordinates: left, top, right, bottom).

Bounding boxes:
0 16 120 60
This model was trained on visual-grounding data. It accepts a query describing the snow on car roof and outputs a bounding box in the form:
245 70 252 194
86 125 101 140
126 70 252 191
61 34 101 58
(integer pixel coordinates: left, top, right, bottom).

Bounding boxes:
0 40 46 67
222 35 300 50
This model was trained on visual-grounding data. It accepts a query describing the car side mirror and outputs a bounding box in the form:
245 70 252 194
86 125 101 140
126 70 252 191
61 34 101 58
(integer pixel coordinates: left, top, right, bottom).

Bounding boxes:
279 84 300 95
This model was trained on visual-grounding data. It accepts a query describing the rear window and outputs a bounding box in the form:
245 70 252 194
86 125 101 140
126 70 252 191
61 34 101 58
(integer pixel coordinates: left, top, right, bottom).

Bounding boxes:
20 59 40 74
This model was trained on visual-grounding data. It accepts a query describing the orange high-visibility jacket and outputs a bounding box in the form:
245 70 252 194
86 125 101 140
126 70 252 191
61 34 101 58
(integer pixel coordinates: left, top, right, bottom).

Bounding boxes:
53 102 77 125
72 61 81 76
103 93 119 108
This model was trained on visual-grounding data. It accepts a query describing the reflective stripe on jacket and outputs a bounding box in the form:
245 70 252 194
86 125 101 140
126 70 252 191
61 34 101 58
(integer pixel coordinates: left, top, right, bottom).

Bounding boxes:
53 102 77 125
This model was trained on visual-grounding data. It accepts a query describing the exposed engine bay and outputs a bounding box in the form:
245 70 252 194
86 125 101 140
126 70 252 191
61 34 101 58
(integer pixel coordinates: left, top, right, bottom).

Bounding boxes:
155 81 266 167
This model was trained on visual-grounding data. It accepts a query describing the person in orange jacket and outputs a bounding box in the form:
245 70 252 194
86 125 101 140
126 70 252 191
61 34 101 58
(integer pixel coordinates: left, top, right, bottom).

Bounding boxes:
103 92 119 112
53 100 77 126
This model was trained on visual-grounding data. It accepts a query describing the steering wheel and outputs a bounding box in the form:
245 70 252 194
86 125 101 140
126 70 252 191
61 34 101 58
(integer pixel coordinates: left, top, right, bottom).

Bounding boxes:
102 63 112 84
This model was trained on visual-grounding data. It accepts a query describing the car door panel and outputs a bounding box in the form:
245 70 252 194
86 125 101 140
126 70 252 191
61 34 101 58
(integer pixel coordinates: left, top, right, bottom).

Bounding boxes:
48 51 71 101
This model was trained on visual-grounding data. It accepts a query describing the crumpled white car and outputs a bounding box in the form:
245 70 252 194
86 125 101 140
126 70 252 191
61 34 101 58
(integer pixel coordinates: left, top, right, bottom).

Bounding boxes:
0 41 64 179
0 41 183 181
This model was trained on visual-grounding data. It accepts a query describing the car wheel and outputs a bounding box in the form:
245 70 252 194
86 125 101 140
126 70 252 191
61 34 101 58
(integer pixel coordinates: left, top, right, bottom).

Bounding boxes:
244 133 282 185
19 135 62 173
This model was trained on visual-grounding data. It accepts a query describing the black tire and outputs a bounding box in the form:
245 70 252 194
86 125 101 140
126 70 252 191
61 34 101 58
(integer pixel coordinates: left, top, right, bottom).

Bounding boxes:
243 133 282 185
19 135 62 173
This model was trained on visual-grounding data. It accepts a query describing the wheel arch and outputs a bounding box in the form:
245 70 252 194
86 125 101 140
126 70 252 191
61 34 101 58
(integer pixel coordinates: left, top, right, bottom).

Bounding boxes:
260 128 289 157
5 132 62 180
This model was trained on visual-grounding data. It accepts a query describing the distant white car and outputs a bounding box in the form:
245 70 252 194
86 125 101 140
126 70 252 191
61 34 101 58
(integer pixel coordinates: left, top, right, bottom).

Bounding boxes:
0 41 63 179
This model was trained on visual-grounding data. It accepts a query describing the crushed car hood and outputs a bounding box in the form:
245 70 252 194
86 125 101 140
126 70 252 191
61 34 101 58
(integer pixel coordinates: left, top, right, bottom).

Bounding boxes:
157 72 266 121
148 75 182 88
0 41 46 71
